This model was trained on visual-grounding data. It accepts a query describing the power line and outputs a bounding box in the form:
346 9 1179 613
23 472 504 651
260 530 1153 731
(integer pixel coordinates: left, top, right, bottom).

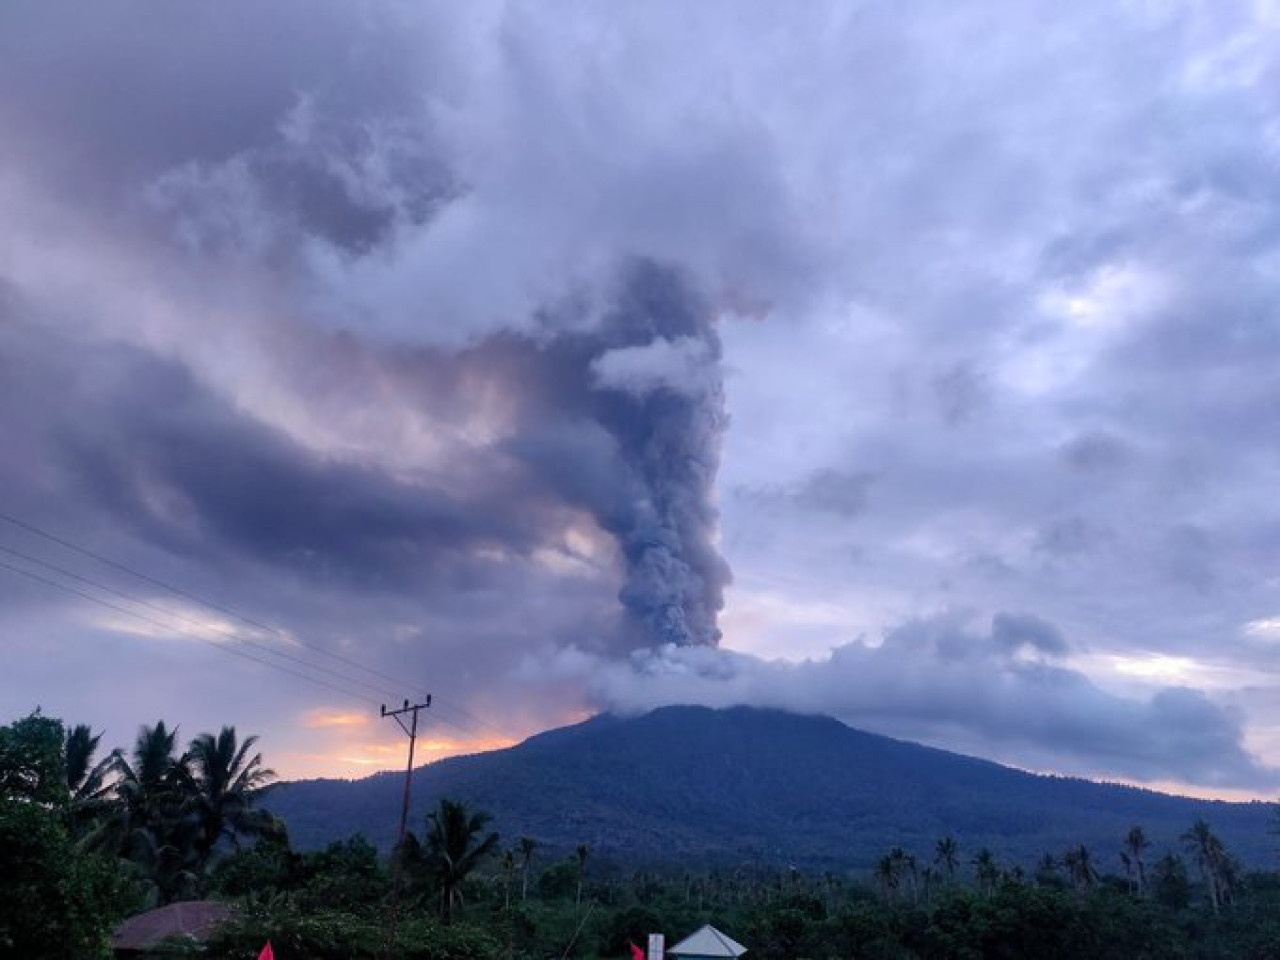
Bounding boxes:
0 509 506 741
0 542 403 703
0 554 383 707
0 547 498 750
0 509 417 694
431 698 509 739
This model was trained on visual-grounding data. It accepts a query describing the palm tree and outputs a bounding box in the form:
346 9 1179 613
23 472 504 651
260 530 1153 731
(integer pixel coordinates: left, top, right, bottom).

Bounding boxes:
935 836 959 881
65 724 113 801
1034 853 1059 888
1062 844 1098 894
63 723 117 834
108 722 198 903
111 722 190 841
186 726 277 866
873 854 901 904
500 848 516 910
919 866 937 908
903 853 920 904
1150 852 1191 910
575 843 590 904
517 836 538 901
972 848 999 897
1182 819 1229 915
886 848 918 904
425 798 500 923
1123 826 1150 897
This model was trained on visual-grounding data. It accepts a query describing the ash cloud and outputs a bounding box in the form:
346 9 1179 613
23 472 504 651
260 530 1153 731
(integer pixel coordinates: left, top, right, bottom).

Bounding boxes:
525 612 1277 791
583 265 731 646
501 263 731 647
0 2 754 655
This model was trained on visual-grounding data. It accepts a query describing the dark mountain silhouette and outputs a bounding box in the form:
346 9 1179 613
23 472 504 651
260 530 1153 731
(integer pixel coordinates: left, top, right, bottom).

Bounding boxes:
267 706 1274 870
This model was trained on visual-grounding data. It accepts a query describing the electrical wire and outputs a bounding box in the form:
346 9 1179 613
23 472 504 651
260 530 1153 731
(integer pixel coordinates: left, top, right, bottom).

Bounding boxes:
0 541 402 703
0 510 506 741
0 509 418 694
0 554 383 707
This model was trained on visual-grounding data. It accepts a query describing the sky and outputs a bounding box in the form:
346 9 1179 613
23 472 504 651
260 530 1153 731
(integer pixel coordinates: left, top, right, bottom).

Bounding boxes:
1 1 1279 798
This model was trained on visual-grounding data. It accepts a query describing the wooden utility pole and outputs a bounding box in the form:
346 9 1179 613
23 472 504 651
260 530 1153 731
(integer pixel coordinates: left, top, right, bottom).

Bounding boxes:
381 697 431 960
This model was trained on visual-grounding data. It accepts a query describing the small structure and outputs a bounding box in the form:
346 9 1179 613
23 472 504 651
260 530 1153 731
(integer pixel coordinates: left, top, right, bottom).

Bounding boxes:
113 900 235 956
668 925 748 960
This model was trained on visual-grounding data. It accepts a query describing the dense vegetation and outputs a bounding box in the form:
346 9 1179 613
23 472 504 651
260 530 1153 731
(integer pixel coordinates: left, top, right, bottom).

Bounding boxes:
5 709 1280 959
197 815 1280 960
269 706 1274 866
0 710 280 956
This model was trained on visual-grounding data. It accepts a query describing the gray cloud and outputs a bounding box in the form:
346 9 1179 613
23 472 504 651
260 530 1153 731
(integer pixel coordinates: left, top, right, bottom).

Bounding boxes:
991 612 1069 658
1 0 1279 789
535 612 1276 790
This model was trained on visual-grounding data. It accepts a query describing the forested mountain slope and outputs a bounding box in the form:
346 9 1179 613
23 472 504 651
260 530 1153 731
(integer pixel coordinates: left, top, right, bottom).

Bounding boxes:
268 706 1274 869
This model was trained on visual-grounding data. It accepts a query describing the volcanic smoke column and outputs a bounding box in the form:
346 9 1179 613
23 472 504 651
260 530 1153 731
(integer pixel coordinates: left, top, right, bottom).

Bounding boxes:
586 263 732 647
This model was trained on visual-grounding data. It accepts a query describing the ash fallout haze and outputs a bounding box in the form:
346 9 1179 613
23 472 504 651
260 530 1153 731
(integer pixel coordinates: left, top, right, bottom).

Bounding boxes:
1 1 1279 799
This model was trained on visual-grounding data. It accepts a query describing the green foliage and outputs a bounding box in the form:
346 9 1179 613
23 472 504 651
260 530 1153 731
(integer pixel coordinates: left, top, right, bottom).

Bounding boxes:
206 900 502 960
297 834 388 912
11 709 1280 960
0 795 133 959
744 895 827 960
210 832 304 900
1152 852 1191 911
416 798 501 922
597 905 663 957
539 859 583 900
0 711 66 805
79 720 281 904
187 727 279 864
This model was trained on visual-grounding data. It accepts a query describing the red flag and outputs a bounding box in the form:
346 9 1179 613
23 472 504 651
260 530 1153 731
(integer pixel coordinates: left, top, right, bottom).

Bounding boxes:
258 943 275 960
630 941 645 960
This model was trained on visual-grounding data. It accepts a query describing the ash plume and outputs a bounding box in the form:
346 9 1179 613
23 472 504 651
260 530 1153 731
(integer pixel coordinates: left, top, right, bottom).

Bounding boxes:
506 261 731 647
587 263 731 647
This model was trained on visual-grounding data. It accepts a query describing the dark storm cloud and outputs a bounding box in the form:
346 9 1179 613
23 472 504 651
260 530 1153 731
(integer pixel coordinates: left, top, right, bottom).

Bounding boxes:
2 1 750 648
0 1 740 655
1 260 730 651
0 319 542 590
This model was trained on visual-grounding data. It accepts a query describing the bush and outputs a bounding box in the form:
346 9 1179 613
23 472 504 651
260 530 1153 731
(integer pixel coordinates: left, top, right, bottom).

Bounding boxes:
205 900 502 960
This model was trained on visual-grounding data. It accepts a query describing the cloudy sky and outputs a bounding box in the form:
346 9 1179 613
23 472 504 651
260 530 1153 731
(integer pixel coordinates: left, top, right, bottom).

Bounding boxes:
2 1 1279 797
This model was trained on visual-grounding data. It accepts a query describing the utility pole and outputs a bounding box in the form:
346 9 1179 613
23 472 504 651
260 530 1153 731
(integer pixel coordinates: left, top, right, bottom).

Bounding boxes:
381 696 431 960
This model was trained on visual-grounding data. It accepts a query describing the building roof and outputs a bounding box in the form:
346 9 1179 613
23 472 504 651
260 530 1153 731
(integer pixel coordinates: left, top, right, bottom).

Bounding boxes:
668 925 747 958
113 900 235 952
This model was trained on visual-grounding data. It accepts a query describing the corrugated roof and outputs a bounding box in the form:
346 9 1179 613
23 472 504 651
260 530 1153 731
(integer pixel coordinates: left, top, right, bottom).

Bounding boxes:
668 924 747 958
113 900 235 952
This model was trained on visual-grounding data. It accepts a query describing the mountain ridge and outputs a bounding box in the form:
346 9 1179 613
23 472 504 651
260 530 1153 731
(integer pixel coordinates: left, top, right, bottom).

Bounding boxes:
267 705 1274 870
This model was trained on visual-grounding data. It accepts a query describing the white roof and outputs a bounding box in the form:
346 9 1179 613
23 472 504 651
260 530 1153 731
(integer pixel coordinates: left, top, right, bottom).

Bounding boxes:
669 925 747 958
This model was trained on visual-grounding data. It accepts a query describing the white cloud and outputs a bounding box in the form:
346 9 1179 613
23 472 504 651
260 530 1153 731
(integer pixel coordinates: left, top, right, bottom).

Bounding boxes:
591 336 715 398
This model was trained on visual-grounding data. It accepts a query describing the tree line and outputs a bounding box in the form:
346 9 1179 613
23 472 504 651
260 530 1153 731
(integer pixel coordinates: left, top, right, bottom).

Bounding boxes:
868 822 1238 915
